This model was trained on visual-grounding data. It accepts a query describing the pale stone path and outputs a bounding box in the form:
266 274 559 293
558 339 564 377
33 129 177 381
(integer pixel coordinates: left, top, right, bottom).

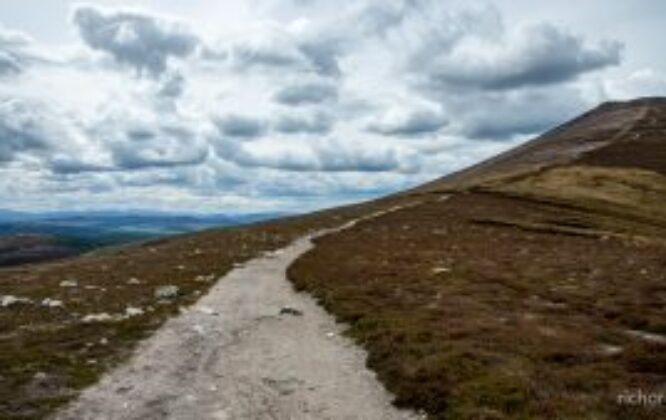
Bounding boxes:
56 207 423 420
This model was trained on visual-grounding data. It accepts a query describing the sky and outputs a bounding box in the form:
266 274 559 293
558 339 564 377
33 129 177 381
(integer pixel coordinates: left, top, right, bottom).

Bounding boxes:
0 0 665 213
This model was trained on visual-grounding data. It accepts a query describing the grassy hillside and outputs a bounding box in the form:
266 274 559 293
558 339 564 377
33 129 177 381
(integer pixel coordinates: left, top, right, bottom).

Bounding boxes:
1 98 666 419
289 99 666 419
0 199 405 419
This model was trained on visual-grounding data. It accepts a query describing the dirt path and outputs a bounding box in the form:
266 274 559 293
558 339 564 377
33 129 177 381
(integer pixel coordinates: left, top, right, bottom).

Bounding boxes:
56 211 422 420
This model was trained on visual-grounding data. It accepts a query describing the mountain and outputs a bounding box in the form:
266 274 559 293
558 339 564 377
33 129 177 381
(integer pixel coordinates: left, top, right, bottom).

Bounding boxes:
1 98 665 419
0 211 284 267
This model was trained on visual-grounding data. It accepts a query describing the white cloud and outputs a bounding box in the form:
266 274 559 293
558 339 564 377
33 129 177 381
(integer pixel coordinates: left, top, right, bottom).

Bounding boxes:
420 23 621 91
0 0 653 213
72 4 199 76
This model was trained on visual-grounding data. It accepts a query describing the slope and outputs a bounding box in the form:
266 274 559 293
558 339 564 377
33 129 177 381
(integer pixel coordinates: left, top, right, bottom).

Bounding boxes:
1 98 665 419
288 98 666 419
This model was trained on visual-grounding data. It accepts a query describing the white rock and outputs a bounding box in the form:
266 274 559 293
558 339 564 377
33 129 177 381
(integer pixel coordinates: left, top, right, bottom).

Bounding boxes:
59 280 78 288
82 313 115 323
431 267 451 274
1 295 31 307
127 278 141 285
198 306 217 315
42 298 64 308
627 330 666 344
155 285 180 299
125 306 145 318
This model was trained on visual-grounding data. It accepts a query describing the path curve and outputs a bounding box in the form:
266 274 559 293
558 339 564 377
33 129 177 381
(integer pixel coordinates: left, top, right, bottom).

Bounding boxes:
55 210 422 420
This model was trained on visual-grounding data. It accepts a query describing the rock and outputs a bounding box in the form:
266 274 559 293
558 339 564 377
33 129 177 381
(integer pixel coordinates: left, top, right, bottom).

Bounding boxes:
33 372 48 381
195 274 216 283
280 307 303 316
1 295 32 307
431 267 451 274
198 306 217 316
599 344 623 356
125 306 144 318
59 280 78 288
42 298 64 308
82 313 115 323
155 285 180 299
127 278 141 285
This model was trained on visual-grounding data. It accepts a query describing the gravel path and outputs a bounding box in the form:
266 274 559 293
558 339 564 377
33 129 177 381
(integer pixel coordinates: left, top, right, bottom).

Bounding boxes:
55 217 421 420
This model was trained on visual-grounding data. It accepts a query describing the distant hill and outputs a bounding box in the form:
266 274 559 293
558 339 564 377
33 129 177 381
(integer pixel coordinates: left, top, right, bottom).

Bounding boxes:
0 210 284 267
0 234 78 267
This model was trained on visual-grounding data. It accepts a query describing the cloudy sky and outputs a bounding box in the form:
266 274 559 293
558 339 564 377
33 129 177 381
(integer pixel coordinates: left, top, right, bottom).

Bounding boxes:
0 0 665 213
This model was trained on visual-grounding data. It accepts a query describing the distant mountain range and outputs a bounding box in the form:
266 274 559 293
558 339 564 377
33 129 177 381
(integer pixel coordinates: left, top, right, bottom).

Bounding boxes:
0 210 285 267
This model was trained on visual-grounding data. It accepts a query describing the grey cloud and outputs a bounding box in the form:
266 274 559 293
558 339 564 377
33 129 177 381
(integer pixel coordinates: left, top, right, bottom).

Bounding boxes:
451 89 587 140
0 51 21 76
49 158 110 175
214 136 412 173
299 39 342 77
0 27 36 76
367 108 448 137
218 28 342 77
157 72 186 98
72 5 199 76
230 45 303 70
0 98 57 162
274 112 334 134
274 82 338 106
214 115 267 139
110 125 208 170
424 24 622 91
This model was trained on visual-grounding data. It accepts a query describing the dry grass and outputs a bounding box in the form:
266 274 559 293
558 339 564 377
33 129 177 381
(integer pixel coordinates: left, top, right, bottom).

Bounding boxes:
288 193 666 419
0 198 406 419
3 100 666 419
468 166 666 249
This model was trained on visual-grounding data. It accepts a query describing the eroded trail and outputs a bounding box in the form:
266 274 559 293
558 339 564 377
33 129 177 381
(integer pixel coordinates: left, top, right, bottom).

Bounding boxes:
56 213 420 420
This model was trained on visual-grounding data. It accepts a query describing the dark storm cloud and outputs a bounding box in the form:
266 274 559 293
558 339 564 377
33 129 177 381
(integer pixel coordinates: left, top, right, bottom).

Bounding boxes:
273 82 338 106
424 24 622 91
72 5 199 76
214 115 268 139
